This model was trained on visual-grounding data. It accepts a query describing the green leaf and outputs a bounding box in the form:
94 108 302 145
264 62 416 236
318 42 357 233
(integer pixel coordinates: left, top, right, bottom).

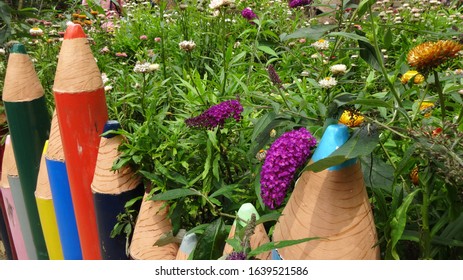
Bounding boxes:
225 238 242 252
304 125 380 172
390 189 420 260
255 212 282 225
360 156 394 191
328 31 371 43
280 25 337 41
185 223 210 236
154 160 188 185
192 218 228 260
348 98 392 108
257 45 278 57
356 0 376 18
384 28 393 48
212 155 220 181
358 36 383 72
209 184 238 199
150 188 202 201
248 237 321 258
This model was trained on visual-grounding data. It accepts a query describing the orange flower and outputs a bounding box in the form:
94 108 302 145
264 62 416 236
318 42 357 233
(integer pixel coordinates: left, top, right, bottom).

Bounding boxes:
410 166 419 186
338 110 364 127
407 40 462 71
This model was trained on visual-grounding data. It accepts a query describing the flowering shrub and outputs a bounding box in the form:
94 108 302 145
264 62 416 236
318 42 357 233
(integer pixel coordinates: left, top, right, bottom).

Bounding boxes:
260 128 317 209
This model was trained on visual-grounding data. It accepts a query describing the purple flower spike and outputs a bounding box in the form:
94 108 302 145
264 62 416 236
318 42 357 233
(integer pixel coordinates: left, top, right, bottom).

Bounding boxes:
241 7 257 24
186 99 243 130
260 127 317 209
289 0 312 8
226 251 247 260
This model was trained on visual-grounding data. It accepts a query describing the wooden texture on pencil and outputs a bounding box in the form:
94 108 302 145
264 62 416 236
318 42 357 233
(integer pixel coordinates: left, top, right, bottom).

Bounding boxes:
53 23 108 260
92 128 143 259
0 135 28 259
2 51 43 102
3 43 50 259
129 193 179 260
35 141 64 260
272 162 380 260
45 110 82 259
91 135 141 195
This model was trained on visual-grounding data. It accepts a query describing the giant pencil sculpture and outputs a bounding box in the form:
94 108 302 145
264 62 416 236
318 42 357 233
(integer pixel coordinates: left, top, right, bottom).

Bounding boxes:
2 43 50 260
45 110 82 259
92 120 144 259
129 192 179 260
0 117 16 260
223 203 271 260
53 23 108 259
0 135 28 259
272 124 380 260
35 141 64 260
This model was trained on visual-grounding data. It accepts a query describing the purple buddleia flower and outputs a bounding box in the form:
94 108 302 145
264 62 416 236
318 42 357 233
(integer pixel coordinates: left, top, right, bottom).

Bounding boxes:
267 64 282 86
241 7 258 24
185 99 243 130
226 251 247 260
289 0 312 8
260 127 317 209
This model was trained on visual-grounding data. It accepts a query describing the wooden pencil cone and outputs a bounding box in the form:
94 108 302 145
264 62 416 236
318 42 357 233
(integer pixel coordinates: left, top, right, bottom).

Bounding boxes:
34 141 64 260
223 203 271 260
129 192 179 260
53 23 109 259
92 120 144 260
2 43 51 260
272 124 380 260
0 135 27 259
45 110 82 260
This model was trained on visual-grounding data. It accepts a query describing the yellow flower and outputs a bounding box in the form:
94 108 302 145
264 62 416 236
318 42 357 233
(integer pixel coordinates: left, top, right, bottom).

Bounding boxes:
400 70 425 84
72 13 80 19
338 110 364 127
407 40 462 71
90 10 99 16
78 14 87 19
419 101 434 111
419 101 434 118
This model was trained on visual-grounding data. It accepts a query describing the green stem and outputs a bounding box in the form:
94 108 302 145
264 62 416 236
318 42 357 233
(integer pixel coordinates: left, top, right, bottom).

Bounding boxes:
367 4 406 122
456 106 463 124
159 3 167 80
421 181 431 259
141 73 146 118
434 70 446 124
276 86 291 110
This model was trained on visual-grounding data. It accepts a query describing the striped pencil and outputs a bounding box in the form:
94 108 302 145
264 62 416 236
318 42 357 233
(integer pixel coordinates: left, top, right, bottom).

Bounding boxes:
2 43 50 260
53 23 108 259
45 110 82 259
0 135 28 259
35 141 64 260
92 120 144 259
0 115 16 260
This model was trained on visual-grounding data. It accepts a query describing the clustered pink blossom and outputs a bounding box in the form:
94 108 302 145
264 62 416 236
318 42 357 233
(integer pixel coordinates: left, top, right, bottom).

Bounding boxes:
260 127 317 209
185 99 243 130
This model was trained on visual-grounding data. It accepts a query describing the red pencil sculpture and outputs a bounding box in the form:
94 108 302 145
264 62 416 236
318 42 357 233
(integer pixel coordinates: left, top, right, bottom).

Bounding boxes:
53 23 108 259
